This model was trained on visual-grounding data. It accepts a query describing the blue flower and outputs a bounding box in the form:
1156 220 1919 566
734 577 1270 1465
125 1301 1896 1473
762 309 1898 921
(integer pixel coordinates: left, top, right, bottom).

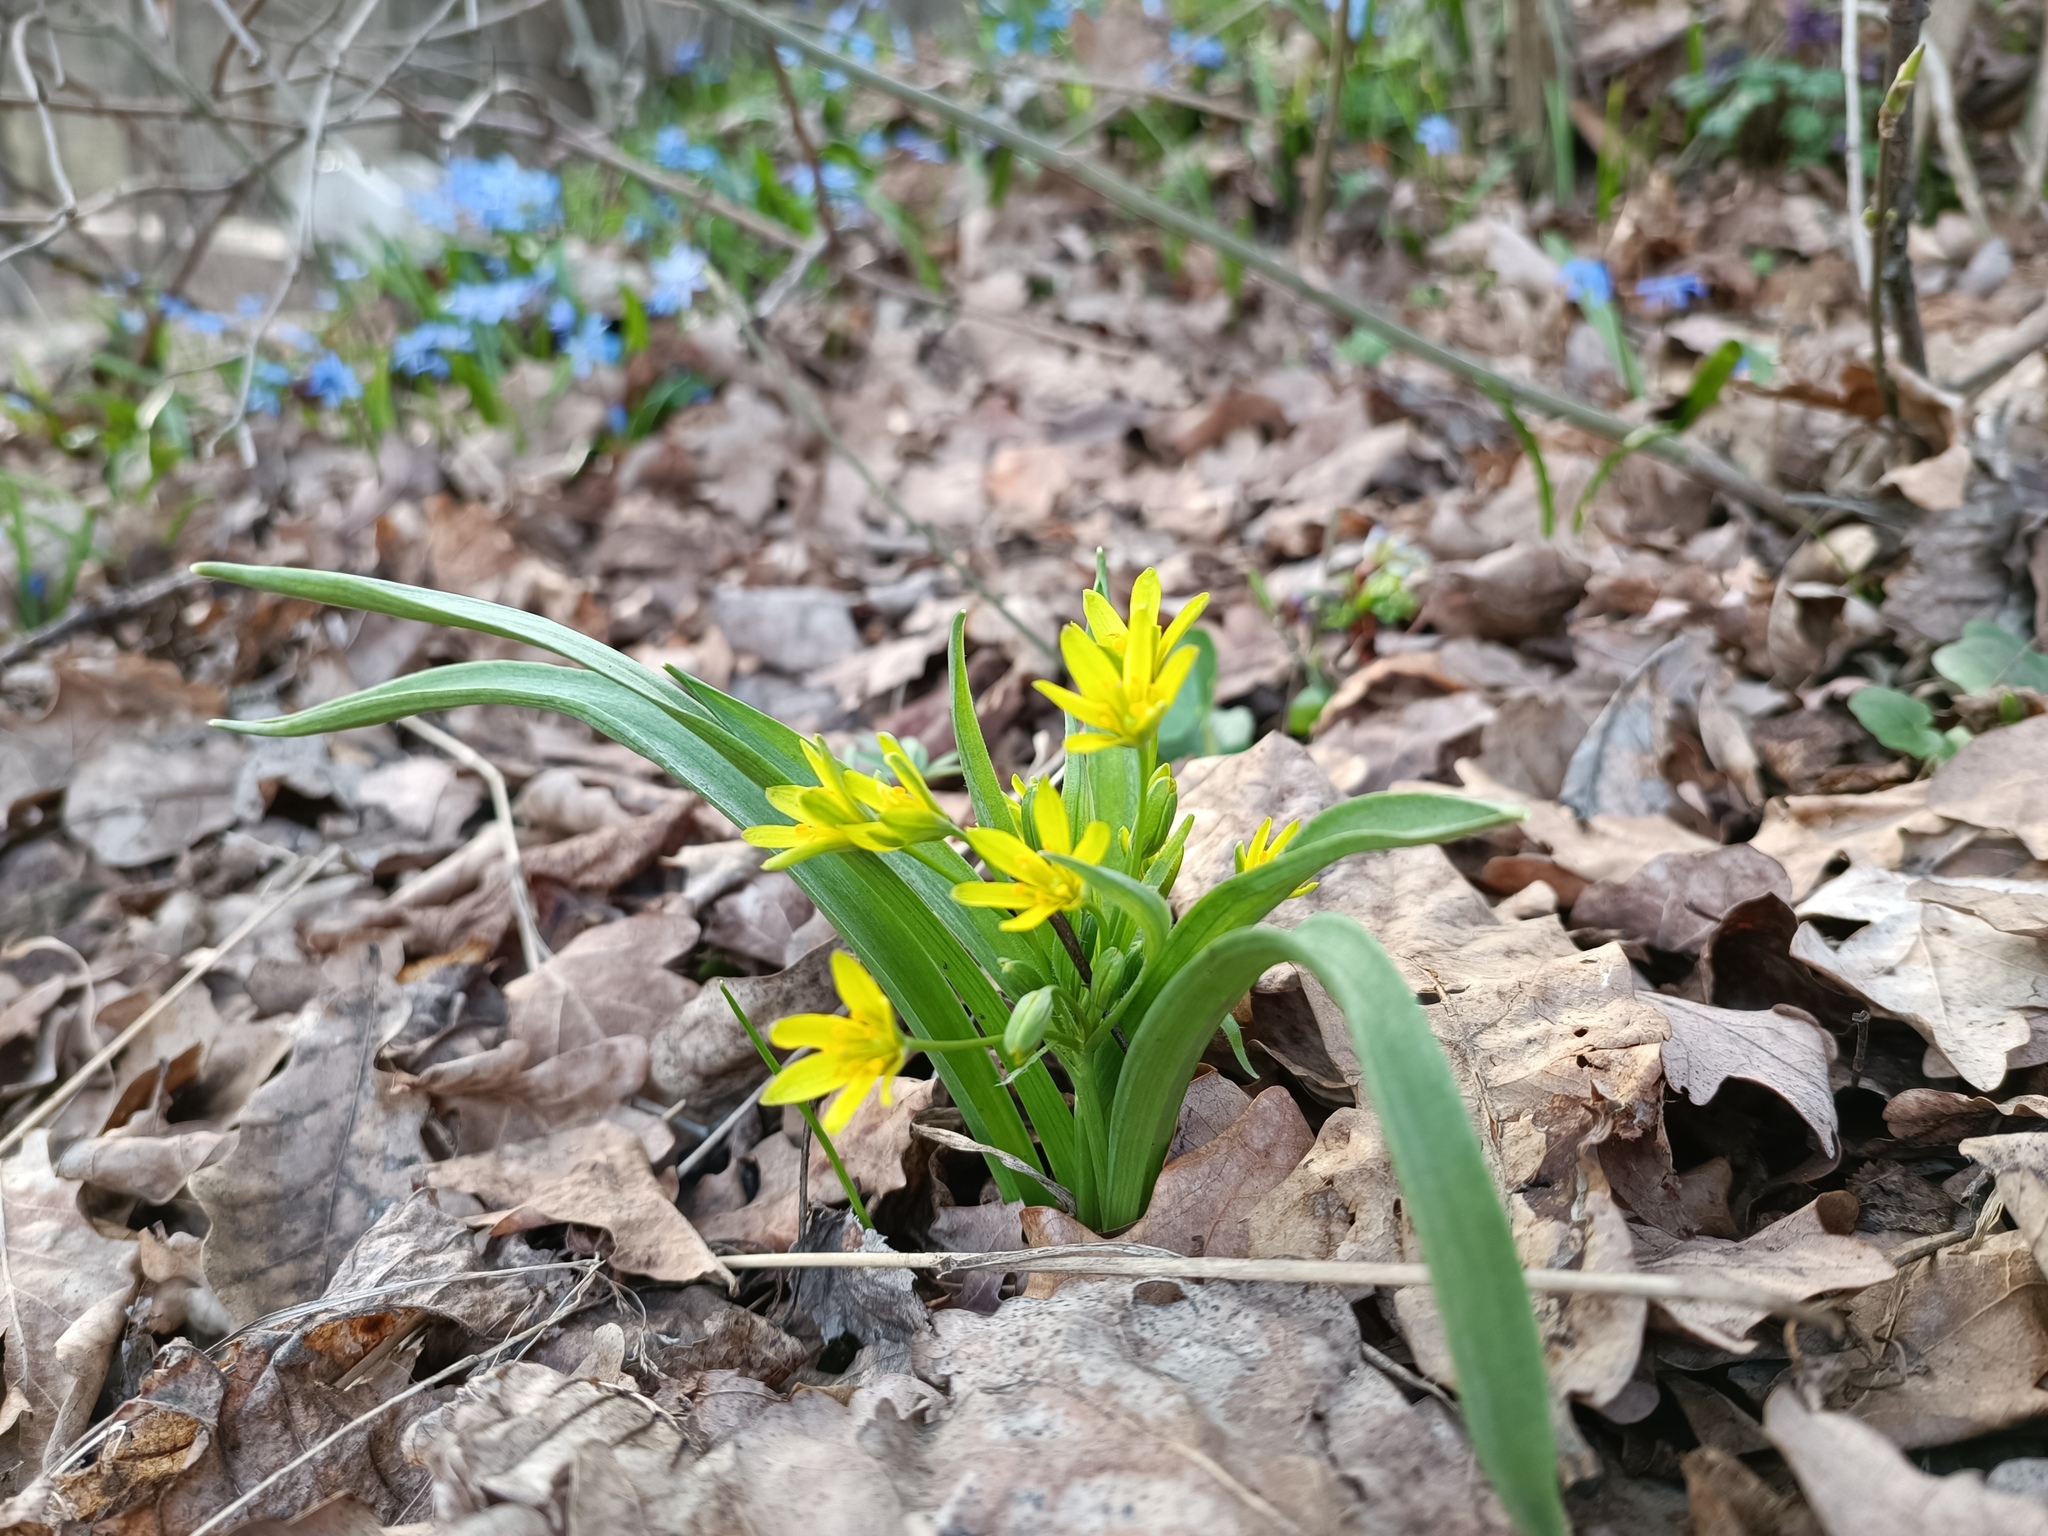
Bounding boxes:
893 126 947 163
646 244 708 315
392 321 475 378
891 23 913 54
546 295 578 333
116 308 144 335
1141 0 1163 14
783 161 863 207
848 33 875 64
304 351 361 408
606 401 629 435
1635 271 1708 312
1559 258 1614 308
1036 5 1070 31
826 3 862 35
330 254 368 282
1347 0 1368 39
859 128 887 158
315 289 339 312
442 277 546 325
994 20 1020 54
235 293 268 318
653 125 724 176
1169 30 1226 69
563 313 620 378
1416 113 1460 157
775 44 801 67
4 391 35 414
159 295 229 335
272 322 316 351
821 69 848 91
415 156 562 234
672 40 701 73
249 359 293 414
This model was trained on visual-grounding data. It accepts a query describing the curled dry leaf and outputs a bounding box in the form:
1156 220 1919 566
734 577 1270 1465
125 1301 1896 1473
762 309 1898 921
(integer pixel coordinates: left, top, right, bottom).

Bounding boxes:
1636 1201 1894 1353
64 729 248 868
52 1125 235 1204
1570 845 1794 958
1127 1085 1314 1259
0 1131 140 1472
649 937 837 1107
1962 1133 2048 1279
1248 1104 1403 1264
425 1121 732 1285
1924 714 2048 860
1750 781 1940 901
1765 1388 2048 1536
189 984 427 1328
804 1075 938 1200
1816 1231 2048 1448
1650 996 1840 1156
1792 865 2048 1090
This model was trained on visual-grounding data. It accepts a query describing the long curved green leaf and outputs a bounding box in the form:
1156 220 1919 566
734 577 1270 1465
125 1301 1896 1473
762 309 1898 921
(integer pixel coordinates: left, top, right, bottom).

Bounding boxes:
1103 913 1564 1536
949 611 1019 839
1117 792 1522 1030
211 658 1064 1203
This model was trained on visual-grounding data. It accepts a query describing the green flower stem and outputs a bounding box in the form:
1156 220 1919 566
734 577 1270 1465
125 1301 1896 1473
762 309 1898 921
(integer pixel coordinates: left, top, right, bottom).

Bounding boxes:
723 986 872 1229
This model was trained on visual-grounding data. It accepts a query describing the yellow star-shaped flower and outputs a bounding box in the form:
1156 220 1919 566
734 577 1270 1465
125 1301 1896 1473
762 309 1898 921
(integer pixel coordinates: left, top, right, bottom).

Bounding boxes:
1037 568 1209 754
953 781 1111 931
1081 567 1208 674
761 951 910 1132
1234 816 1318 898
742 734 954 869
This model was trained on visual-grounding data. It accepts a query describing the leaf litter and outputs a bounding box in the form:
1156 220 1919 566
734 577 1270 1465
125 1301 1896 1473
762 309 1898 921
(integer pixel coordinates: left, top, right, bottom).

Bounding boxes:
4 18 2048 1536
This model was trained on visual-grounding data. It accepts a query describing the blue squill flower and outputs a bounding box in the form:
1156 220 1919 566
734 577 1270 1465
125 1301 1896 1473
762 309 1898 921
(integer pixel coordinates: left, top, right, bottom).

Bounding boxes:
606 401 629 435
442 277 546 325
654 125 724 176
330 254 368 281
647 245 708 315
414 156 562 234
894 127 947 163
563 313 620 378
1636 271 1708 312
249 358 293 414
1416 113 1460 157
1559 258 1614 308
392 322 475 378
304 351 361 408
672 40 701 73
546 296 578 334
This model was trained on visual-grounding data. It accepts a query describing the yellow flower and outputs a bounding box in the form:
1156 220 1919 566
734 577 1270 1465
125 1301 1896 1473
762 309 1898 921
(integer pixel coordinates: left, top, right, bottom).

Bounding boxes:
1234 816 1318 898
1081 568 1209 677
743 735 954 869
953 781 1111 931
762 951 909 1132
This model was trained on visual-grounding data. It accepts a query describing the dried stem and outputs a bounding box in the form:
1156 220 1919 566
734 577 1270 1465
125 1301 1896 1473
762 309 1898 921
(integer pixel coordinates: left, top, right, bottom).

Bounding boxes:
1875 2 1928 379
398 717 546 974
767 45 839 260
1300 10 1353 256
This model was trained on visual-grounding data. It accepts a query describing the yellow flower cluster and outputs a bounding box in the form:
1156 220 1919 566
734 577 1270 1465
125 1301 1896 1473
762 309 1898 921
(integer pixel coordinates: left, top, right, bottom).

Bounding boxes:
1235 816 1319 899
741 734 954 869
953 782 1110 932
1036 569 1209 753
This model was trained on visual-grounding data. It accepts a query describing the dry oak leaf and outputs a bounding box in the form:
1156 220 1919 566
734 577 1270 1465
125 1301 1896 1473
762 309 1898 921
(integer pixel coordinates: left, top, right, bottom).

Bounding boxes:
1649 996 1840 1156
1127 1085 1314 1258
1634 1201 1894 1353
1749 779 1942 901
1824 1230 2048 1448
1909 878 2048 941
1570 845 1794 958
1792 864 2048 1090
1766 1387 2048 1536
0 1131 140 1473
804 1075 938 1201
1924 713 2048 860
504 906 699 1060
424 1122 732 1285
1248 1104 1403 1265
1963 1133 2048 1282
190 984 427 1328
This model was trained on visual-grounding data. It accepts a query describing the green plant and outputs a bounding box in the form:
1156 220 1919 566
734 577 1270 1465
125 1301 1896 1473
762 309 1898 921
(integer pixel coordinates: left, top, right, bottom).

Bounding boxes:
1671 55 1859 169
194 557 1563 1535
1155 627 1255 759
1849 686 1969 761
1568 338 1755 528
1931 620 2048 696
1 469 97 630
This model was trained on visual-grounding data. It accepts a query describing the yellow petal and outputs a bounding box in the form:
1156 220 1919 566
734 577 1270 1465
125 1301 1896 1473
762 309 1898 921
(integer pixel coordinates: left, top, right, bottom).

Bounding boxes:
761 1053 846 1105
831 951 893 1030
1083 588 1127 647
1074 821 1112 865
998 905 1058 932
1032 782 1071 856
768 1012 847 1049
820 1069 882 1132
1064 731 1122 753
1129 568 1161 633
1159 590 1209 657
1059 625 1123 700
952 879 1037 910
1154 642 1199 709
961 827 1041 882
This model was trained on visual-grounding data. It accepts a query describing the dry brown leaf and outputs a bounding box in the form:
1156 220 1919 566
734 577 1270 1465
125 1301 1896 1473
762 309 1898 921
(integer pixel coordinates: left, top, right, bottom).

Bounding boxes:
1961 1133 2048 1281
649 937 836 1107
0 653 223 823
1909 879 2048 940
1454 761 1718 884
1248 1104 1403 1264
1571 845 1794 957
1878 441 1973 512
1650 997 1839 1155
1127 1086 1314 1258
52 1125 235 1204
1925 714 2048 859
520 798 693 891
189 984 428 1327
1682 1443 1820 1536
64 729 247 868
425 1122 731 1284
701 870 833 969
804 1075 938 1200
1750 780 1942 900
1636 1202 1895 1353
1792 865 2048 1089
0 1131 139 1472
1166 1067 1254 1162
355 755 483 842
503 906 699 1059
1766 1387 2048 1535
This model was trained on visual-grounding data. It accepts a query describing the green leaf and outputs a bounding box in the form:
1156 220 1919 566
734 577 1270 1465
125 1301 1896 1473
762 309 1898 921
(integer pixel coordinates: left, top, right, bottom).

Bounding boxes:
1048 853 1171 964
1932 620 2048 696
620 285 651 355
1676 339 1746 429
1286 676 1332 737
1103 914 1564 1536
1491 395 1556 538
949 611 1019 839
1848 685 1967 761
1571 423 1672 531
